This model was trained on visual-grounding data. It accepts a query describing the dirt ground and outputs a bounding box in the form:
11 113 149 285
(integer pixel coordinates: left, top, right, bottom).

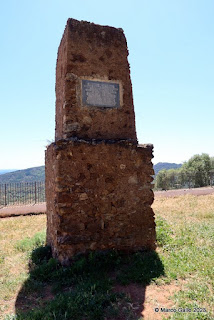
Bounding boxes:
154 186 214 198
113 281 182 319
0 203 46 218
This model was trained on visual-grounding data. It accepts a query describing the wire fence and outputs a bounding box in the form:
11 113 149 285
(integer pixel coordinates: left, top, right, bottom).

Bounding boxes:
0 182 45 207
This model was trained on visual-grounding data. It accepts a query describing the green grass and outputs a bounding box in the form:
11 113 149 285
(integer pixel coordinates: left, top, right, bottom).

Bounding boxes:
158 223 213 281
0 215 47 318
15 231 46 252
153 195 214 319
155 216 173 247
12 247 163 320
1 194 214 319
0 213 164 319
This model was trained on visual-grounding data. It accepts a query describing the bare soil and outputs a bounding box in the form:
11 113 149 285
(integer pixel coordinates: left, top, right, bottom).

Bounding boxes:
154 186 214 198
0 203 46 218
113 282 182 319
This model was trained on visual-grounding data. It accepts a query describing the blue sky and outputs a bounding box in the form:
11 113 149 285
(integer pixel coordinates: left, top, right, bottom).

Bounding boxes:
0 0 213 169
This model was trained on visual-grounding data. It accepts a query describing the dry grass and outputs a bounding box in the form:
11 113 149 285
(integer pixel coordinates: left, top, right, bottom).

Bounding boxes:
0 215 46 317
153 194 214 222
0 215 46 249
0 194 213 319
152 194 214 319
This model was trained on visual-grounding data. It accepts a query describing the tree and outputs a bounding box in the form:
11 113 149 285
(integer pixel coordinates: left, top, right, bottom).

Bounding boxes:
179 163 196 188
209 157 214 186
167 169 177 189
155 169 168 190
185 154 211 187
154 153 213 190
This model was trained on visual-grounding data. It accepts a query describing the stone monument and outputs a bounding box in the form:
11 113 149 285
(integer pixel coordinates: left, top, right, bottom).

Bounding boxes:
45 18 156 264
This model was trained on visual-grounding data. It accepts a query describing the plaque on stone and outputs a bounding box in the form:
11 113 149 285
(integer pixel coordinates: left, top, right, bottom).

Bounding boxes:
82 79 120 108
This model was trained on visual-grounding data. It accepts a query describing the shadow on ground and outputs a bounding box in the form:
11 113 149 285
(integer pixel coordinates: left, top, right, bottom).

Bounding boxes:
15 247 164 320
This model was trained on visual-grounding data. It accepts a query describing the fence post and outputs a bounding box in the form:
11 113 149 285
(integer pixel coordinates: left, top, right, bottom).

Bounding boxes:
4 184 7 206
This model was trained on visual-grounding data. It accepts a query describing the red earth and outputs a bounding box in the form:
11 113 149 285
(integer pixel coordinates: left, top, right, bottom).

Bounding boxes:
155 186 214 198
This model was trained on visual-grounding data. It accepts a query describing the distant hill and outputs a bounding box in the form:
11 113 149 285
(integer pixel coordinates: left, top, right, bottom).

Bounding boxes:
0 166 45 184
0 169 17 175
154 162 182 175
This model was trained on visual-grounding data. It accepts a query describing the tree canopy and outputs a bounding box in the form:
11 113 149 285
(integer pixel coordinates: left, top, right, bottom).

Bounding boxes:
155 154 214 190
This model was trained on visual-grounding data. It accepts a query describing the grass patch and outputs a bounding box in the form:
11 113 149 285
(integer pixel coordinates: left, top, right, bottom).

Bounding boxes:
1 194 213 319
0 214 164 320
155 216 173 247
15 231 46 252
13 248 164 319
29 249 164 285
15 286 122 320
153 194 214 319
0 215 46 314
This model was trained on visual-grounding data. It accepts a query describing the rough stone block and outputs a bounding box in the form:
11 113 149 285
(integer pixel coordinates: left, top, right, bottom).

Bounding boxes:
55 18 137 142
46 140 155 264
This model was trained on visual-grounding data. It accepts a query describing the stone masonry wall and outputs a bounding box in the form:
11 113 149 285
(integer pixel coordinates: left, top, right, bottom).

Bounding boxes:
55 26 69 142
55 19 137 142
46 18 156 264
46 139 155 265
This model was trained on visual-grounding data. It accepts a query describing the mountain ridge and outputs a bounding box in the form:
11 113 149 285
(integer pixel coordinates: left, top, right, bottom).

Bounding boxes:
153 162 182 175
0 166 45 184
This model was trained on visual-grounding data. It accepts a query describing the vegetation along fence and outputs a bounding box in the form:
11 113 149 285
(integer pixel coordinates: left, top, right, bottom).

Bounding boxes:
0 182 45 207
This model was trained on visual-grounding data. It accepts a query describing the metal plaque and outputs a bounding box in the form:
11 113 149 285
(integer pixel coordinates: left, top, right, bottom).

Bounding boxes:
82 79 120 108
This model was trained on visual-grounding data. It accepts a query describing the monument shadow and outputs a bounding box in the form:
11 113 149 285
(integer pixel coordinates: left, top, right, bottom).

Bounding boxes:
15 245 165 319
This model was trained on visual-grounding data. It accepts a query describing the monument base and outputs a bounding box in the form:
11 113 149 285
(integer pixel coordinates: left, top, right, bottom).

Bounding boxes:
45 139 156 265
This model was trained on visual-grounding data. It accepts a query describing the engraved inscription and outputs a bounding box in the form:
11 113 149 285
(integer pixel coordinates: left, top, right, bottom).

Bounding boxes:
82 80 120 108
